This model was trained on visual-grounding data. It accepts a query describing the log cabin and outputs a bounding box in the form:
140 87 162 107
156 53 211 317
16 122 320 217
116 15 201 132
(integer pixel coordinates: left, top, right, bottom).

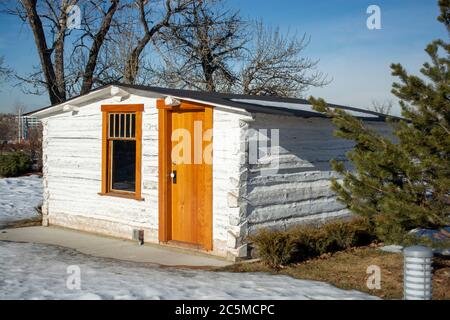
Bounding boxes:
27 83 391 260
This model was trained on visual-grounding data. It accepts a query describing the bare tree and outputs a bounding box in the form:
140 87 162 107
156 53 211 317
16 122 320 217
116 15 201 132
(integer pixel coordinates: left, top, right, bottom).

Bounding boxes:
105 0 192 85
6 0 120 104
153 0 247 92
8 0 76 104
238 22 329 97
0 56 12 86
64 0 123 96
78 0 120 94
4 0 330 101
0 113 17 144
26 123 43 170
370 99 393 115
150 6 329 97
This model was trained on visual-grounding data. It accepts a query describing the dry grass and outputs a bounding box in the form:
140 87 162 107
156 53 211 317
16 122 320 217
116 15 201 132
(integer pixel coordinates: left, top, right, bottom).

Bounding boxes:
6 205 43 229
7 218 42 228
1 216 42 230
218 246 450 300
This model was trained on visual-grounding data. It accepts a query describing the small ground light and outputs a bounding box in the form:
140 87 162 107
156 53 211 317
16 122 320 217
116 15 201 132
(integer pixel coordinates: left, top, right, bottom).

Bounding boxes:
403 245 433 300
132 229 144 245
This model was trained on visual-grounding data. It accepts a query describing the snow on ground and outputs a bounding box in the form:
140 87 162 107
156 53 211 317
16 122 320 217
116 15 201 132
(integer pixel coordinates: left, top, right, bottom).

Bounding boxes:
0 241 378 300
0 175 377 300
0 175 43 228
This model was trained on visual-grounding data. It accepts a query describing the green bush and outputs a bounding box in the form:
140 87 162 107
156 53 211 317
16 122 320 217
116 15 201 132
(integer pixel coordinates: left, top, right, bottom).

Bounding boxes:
250 217 376 267
0 151 32 177
249 229 296 268
326 217 375 249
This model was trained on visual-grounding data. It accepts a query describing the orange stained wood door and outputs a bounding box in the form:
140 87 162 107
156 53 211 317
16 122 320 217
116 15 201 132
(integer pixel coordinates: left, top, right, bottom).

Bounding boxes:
170 108 212 249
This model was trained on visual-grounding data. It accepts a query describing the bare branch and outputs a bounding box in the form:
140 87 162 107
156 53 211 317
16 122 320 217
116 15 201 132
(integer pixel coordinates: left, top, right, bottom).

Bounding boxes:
370 99 393 115
80 0 120 94
238 21 330 97
153 0 247 92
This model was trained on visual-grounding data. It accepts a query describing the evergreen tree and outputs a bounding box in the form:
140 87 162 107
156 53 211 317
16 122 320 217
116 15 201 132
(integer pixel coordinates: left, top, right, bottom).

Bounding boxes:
309 0 450 243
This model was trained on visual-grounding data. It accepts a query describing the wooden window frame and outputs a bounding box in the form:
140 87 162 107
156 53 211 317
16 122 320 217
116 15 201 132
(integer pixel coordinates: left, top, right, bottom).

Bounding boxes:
100 104 143 200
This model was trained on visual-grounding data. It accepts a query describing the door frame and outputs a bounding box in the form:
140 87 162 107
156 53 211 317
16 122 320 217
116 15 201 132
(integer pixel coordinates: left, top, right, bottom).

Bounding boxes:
156 99 213 251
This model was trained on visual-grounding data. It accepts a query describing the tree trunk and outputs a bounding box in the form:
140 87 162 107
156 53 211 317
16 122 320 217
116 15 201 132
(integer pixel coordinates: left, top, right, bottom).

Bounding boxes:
22 0 64 104
123 34 150 84
53 2 69 102
202 56 216 92
80 0 120 94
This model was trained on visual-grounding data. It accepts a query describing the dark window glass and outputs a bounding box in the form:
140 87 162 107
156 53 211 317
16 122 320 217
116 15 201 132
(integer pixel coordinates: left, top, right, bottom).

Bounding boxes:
120 113 125 137
109 114 114 137
125 114 130 138
114 114 120 137
111 140 136 192
131 114 136 138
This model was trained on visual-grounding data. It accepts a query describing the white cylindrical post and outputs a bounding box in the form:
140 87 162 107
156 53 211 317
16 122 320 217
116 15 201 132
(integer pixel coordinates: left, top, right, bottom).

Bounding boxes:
403 245 433 300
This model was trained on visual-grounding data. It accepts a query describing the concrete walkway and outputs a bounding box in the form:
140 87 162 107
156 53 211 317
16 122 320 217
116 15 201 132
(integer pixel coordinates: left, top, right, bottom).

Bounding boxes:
0 226 231 268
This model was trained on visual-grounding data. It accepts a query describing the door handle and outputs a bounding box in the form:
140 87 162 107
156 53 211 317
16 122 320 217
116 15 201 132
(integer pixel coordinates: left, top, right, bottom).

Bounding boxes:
170 170 177 184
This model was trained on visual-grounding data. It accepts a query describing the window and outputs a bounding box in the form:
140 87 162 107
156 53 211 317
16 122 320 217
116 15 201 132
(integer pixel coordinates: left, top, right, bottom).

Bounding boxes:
101 105 143 200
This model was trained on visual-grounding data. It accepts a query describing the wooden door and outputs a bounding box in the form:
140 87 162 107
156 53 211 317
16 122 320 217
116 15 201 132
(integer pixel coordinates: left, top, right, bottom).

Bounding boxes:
157 100 213 251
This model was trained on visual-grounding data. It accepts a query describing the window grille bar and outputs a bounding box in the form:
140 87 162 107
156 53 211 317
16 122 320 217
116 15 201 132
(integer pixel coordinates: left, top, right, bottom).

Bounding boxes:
108 112 137 139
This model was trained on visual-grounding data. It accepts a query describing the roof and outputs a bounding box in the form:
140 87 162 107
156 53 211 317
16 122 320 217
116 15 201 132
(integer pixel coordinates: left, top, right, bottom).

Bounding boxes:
26 82 393 121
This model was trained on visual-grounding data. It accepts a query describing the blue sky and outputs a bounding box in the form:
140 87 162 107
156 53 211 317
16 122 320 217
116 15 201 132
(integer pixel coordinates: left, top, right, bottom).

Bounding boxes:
0 0 446 115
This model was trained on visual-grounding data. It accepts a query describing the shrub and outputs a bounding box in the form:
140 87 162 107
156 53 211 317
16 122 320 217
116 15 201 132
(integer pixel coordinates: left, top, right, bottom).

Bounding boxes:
325 217 375 249
290 225 329 260
249 229 296 268
0 151 32 177
323 221 356 250
250 217 376 267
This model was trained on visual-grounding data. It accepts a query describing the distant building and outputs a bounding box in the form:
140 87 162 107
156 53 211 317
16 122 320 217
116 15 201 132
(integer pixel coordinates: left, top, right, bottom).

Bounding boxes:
18 116 40 141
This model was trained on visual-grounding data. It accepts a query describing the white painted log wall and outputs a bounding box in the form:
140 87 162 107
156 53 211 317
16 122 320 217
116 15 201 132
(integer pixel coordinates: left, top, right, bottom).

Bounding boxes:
242 113 391 234
212 107 252 258
42 95 160 241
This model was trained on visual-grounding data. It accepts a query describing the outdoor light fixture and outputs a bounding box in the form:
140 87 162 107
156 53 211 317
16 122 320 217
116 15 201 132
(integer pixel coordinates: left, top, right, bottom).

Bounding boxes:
403 245 433 300
110 86 130 102
164 96 181 107
62 104 79 112
132 229 145 246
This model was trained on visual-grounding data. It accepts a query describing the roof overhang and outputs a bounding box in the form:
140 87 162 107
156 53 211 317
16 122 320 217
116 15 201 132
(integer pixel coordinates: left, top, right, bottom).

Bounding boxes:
28 84 251 119
27 82 397 122
29 85 130 119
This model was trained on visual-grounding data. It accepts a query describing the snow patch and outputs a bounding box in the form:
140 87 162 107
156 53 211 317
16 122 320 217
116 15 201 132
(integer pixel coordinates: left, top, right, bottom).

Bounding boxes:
231 99 380 118
0 242 378 300
379 245 403 253
0 175 43 228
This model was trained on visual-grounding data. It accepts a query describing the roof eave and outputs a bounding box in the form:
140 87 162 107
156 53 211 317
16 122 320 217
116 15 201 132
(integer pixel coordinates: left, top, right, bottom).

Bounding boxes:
27 85 130 118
